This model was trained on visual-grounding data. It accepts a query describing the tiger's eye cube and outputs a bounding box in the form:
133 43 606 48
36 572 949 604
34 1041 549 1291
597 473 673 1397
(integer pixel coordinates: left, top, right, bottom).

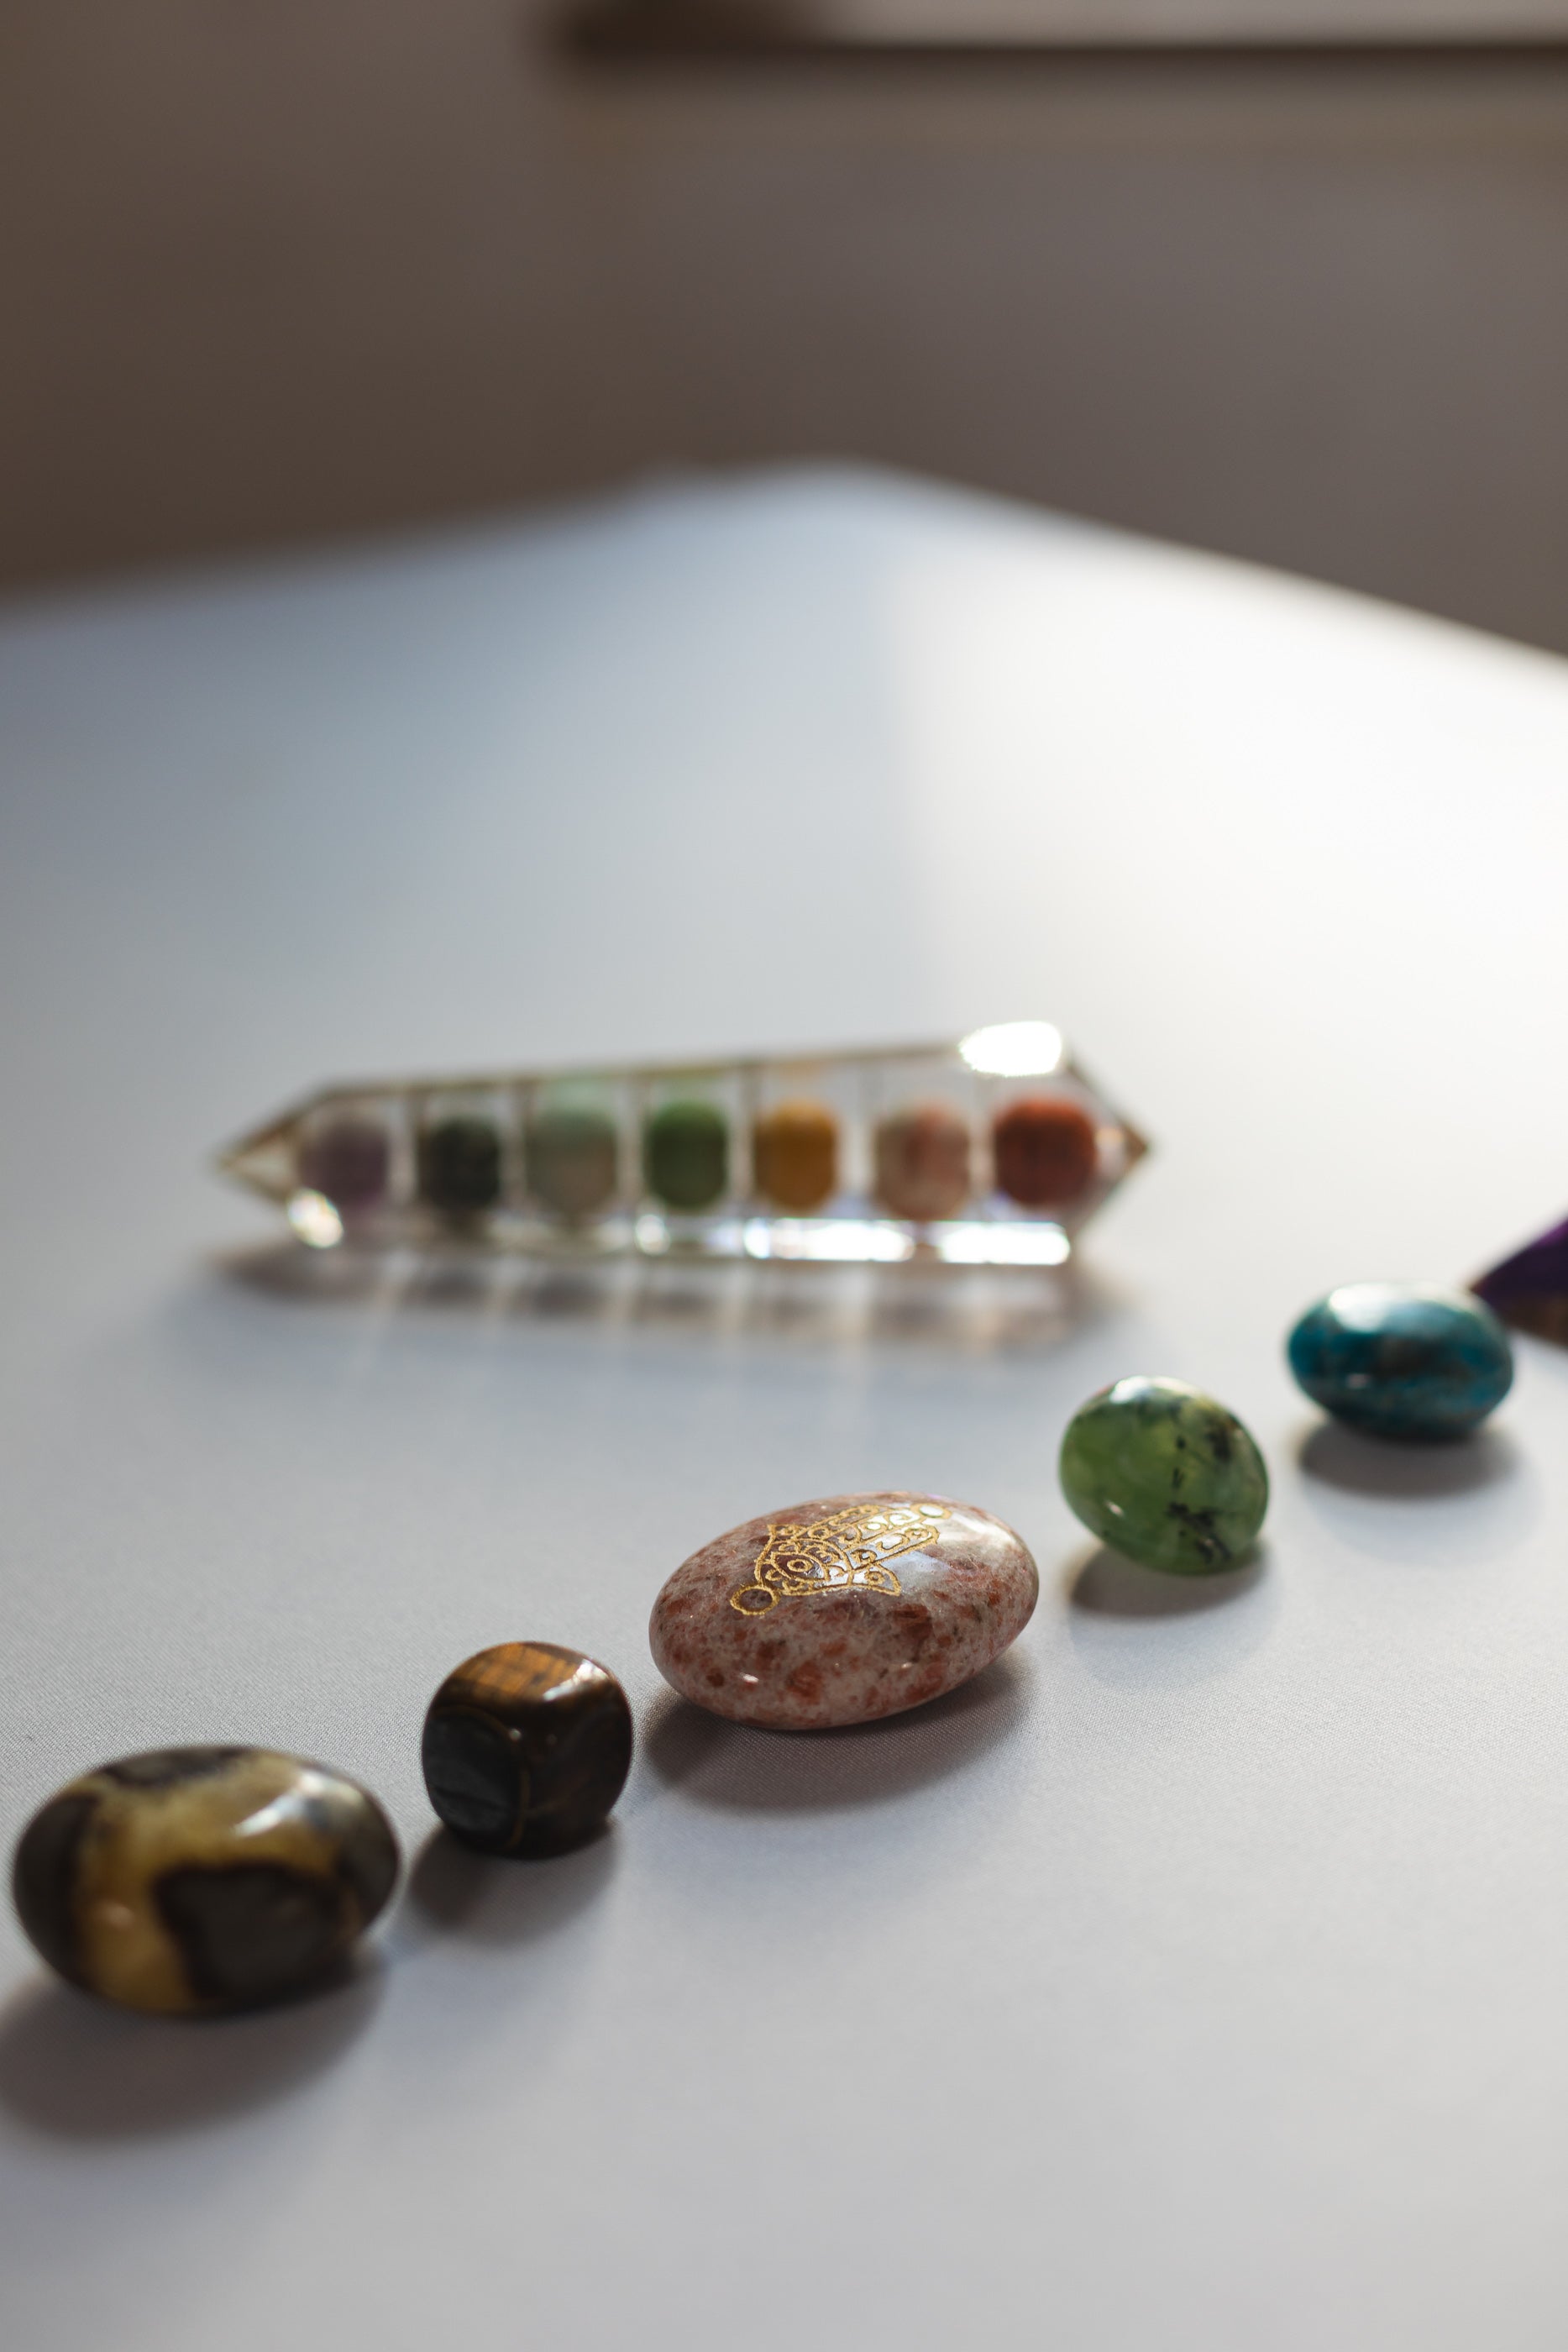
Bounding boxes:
11 1746 399 2015
422 1643 633 1856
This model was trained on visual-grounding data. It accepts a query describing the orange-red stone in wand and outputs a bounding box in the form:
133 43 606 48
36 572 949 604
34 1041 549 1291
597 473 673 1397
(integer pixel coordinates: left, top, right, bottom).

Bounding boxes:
991 1094 1099 1209
649 1491 1036 1730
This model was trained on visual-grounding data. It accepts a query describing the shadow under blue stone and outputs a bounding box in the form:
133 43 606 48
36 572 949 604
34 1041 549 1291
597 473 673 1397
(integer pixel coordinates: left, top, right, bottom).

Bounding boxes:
1297 1419 1520 1499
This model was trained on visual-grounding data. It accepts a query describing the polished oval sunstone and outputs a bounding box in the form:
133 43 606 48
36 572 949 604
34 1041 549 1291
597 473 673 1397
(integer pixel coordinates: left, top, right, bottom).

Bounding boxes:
11 1746 399 2015
1060 1377 1268 1575
1287 1282 1513 1440
422 1642 633 1855
650 1491 1037 1730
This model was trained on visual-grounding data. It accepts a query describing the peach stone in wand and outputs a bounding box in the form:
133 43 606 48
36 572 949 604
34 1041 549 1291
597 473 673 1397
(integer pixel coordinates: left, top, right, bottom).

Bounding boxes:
649 1491 1037 1730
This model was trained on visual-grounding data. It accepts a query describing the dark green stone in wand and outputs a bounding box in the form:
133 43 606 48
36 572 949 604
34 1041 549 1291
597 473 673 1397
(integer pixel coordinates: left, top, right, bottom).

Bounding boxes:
418 1116 501 1216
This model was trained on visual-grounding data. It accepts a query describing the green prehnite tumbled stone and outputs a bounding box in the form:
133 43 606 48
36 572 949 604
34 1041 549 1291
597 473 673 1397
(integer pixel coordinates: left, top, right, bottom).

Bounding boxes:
644 1099 729 1212
1059 1376 1268 1575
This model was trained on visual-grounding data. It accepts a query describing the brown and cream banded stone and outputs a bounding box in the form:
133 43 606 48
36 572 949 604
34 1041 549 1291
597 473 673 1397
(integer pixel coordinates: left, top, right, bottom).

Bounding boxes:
11 1746 399 2015
650 1490 1037 1730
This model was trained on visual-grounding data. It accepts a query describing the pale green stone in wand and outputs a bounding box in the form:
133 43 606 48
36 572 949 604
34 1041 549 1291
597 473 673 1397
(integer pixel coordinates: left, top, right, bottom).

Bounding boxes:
1059 1376 1268 1575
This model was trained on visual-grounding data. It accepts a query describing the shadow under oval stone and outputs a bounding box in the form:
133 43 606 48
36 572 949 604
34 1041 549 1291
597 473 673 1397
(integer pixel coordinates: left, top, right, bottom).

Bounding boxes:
641 1649 1032 1813
1067 1541 1266 1619
1293 1419 1539 1565
1298 1419 1520 1499
0 1961 383 2140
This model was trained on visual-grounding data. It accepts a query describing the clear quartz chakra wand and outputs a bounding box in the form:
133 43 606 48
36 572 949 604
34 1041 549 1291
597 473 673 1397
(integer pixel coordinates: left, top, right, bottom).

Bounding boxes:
218 1022 1149 1268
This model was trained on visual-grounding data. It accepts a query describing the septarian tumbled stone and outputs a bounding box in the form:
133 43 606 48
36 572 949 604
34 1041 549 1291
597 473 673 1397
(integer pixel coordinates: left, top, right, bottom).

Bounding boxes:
422 1642 632 1855
1060 1377 1268 1575
650 1490 1037 1729
1288 1282 1513 1440
11 1746 398 2015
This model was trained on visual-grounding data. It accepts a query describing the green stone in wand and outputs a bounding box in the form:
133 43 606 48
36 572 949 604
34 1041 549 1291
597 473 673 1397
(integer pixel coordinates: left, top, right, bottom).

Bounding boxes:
1059 1376 1267 1575
643 1099 728 1213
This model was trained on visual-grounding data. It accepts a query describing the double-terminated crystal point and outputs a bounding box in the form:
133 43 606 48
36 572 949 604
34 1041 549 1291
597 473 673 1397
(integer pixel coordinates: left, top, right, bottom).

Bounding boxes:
217 1022 1149 1268
1472 1214 1568 1344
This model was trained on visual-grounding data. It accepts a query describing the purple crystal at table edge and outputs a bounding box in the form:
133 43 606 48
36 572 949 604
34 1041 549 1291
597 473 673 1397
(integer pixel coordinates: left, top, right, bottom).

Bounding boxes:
1472 1212 1568 1343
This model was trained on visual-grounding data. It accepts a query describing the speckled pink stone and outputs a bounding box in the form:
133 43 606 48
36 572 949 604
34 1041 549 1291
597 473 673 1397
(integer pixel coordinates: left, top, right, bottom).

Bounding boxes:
649 1490 1037 1730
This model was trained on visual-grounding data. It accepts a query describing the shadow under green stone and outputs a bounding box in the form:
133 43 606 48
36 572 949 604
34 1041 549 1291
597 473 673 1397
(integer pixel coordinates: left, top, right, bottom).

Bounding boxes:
1067 1541 1266 1618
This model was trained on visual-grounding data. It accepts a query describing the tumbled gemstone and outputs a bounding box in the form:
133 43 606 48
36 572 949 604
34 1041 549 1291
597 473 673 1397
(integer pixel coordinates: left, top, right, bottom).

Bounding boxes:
752 1098 839 1211
644 1099 728 1212
1287 1282 1513 1440
650 1490 1037 1729
11 1746 398 2014
417 1115 501 1216
297 1116 389 1214
991 1094 1099 1209
527 1102 619 1218
422 1641 632 1855
1060 1377 1268 1575
873 1102 971 1221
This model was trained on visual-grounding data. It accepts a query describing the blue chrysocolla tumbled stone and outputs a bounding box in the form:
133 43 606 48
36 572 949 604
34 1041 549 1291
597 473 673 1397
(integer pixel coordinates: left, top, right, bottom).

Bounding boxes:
1287 1282 1513 1441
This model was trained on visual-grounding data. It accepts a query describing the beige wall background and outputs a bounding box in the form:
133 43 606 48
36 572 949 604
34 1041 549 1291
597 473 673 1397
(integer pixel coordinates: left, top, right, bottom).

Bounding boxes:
3 3 1566 650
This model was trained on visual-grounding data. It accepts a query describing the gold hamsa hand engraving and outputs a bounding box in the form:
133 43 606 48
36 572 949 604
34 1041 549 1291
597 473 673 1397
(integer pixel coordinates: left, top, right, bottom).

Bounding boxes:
729 1500 951 1616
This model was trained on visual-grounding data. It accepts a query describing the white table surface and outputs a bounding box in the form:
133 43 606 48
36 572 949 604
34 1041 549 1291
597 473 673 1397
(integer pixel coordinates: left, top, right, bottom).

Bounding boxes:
3 465 1568 2352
